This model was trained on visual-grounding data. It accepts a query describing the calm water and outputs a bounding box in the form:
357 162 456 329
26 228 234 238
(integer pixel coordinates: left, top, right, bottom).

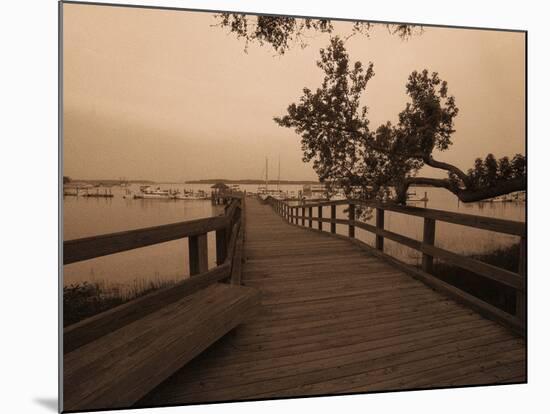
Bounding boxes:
63 183 525 291
63 183 225 292
329 187 525 266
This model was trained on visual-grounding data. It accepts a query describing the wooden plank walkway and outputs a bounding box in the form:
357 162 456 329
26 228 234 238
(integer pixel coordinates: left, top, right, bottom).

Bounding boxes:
139 198 525 406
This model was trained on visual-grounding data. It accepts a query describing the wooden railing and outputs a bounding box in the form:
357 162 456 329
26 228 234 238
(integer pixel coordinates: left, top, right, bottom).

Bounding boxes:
63 193 246 352
268 196 526 335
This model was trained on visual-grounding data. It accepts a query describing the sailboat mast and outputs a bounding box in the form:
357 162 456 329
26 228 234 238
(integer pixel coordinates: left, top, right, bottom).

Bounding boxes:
265 157 268 191
277 156 280 192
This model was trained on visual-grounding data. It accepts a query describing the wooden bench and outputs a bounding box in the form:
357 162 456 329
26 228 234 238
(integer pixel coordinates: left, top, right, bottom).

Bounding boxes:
63 283 260 412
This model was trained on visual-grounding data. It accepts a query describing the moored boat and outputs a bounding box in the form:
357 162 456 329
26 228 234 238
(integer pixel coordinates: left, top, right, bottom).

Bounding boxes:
134 186 171 199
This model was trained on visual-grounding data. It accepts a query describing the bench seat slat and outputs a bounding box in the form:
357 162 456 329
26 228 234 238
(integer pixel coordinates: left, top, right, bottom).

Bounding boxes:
63 283 260 412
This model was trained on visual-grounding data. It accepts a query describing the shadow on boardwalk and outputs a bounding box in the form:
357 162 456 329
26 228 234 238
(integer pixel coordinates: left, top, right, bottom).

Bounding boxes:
140 198 525 405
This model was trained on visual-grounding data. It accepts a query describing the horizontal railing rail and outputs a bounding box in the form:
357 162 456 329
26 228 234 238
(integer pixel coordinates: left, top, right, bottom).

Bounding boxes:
268 196 526 335
64 195 245 274
63 263 231 353
279 198 525 236
63 216 229 265
63 194 247 351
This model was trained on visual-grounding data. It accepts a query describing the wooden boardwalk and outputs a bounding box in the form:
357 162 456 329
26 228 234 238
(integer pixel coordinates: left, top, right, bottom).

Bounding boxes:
139 198 525 406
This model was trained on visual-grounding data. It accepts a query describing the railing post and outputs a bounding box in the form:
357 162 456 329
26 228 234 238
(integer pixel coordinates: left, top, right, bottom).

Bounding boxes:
348 203 355 238
330 205 336 234
375 208 384 251
301 207 305 226
286 204 289 221
189 233 208 275
318 205 323 231
295 207 298 225
308 206 313 228
421 217 436 273
516 236 526 325
215 227 227 265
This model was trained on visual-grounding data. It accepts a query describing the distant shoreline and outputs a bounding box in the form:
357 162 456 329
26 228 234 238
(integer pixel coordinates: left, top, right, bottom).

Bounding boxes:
185 179 320 185
68 179 155 185
64 178 322 187
65 178 513 191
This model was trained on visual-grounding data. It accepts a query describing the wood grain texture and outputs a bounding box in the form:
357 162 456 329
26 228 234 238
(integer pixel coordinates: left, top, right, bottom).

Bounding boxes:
421 217 436 273
189 233 208 275
64 283 260 412
139 198 525 407
231 221 245 285
63 263 231 354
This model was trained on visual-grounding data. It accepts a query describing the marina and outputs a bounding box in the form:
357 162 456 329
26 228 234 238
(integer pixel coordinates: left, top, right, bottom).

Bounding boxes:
63 181 525 292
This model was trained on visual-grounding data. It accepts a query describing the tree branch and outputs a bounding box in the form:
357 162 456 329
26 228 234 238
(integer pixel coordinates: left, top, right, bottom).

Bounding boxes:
453 177 526 203
301 122 470 179
405 176 526 203
422 156 469 184
406 177 453 190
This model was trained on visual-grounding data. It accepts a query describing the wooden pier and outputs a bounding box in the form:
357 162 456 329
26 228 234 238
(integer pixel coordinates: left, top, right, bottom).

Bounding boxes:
63 195 526 411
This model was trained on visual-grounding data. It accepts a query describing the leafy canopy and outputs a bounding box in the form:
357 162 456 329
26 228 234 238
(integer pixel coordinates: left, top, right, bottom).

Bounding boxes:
275 37 525 204
216 14 420 54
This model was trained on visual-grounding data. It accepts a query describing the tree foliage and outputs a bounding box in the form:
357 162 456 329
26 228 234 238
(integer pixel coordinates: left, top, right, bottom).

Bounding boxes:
216 14 419 54
460 154 526 189
275 37 526 204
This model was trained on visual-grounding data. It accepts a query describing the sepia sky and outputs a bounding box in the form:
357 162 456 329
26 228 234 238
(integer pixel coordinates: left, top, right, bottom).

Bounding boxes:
63 3 525 182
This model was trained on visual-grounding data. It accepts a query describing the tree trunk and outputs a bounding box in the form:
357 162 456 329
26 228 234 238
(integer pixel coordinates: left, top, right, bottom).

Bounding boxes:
395 182 410 205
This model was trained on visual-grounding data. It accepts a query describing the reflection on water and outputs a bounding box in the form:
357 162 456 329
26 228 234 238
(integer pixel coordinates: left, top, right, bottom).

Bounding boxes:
63 184 525 289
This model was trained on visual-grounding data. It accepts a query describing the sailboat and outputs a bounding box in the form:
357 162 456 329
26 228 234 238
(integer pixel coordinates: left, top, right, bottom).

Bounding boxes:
272 156 286 200
258 158 270 201
258 157 286 201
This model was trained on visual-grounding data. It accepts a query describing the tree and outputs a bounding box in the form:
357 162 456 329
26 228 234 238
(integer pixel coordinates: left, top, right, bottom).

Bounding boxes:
215 14 420 54
274 37 526 204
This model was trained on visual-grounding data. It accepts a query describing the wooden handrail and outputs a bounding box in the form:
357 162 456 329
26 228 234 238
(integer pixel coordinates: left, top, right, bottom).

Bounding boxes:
63 195 247 345
64 197 243 265
64 216 229 265
277 198 525 236
267 195 526 333
64 196 244 283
